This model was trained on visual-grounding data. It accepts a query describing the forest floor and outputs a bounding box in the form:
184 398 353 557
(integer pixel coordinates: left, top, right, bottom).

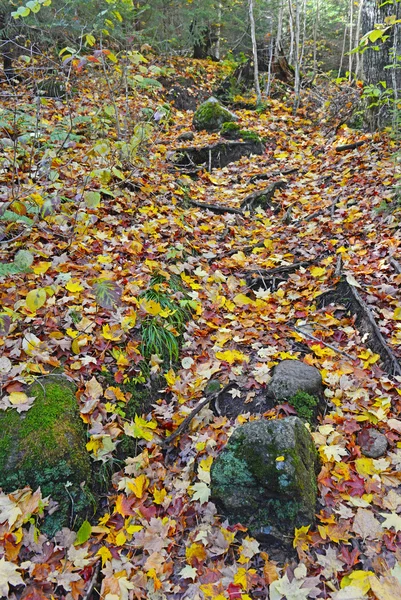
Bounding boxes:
0 54 401 600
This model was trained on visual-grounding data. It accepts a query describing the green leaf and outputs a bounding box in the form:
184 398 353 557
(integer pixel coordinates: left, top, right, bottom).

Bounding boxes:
1 210 33 225
84 191 101 208
12 6 31 18
368 29 385 43
74 520 92 545
92 279 122 310
14 250 34 271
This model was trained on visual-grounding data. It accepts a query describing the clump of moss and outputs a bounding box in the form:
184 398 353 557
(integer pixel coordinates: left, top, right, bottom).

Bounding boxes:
221 121 241 137
288 391 319 423
193 98 237 132
220 122 261 142
0 377 95 536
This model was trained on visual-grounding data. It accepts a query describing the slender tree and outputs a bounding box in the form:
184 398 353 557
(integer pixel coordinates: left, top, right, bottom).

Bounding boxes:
249 0 261 103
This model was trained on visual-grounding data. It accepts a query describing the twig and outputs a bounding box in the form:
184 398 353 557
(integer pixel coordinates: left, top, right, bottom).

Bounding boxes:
161 384 231 448
291 325 355 360
245 252 329 279
188 199 243 215
335 140 366 152
83 561 101 600
0 227 31 245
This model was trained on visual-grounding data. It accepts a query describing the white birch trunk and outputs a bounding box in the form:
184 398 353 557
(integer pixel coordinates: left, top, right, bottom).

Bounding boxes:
249 0 261 103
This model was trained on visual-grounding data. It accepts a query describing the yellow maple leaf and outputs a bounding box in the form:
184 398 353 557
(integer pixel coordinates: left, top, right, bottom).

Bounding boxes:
32 261 51 275
65 280 84 293
9 392 29 405
199 456 213 472
233 567 248 589
140 298 162 316
153 487 167 505
26 288 47 312
186 542 207 565
127 474 149 498
293 525 311 550
101 324 123 341
96 546 112 566
355 457 375 477
310 266 326 278
115 530 127 546
233 293 254 306
394 307 401 320
215 349 249 364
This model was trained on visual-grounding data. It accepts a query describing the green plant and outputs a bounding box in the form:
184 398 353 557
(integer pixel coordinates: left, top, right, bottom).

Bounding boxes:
139 272 193 370
288 391 318 423
0 249 33 277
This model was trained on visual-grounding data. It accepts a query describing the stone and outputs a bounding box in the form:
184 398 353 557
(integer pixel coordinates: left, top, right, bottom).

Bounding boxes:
267 359 322 401
177 131 195 141
358 428 388 458
193 97 238 132
0 377 95 536
210 417 320 544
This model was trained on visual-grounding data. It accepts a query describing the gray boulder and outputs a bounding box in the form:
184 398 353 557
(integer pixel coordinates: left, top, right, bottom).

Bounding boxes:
267 359 322 401
193 97 238 132
358 428 388 458
210 417 320 543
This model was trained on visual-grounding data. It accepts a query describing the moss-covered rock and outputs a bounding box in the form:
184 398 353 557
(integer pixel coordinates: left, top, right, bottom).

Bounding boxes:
210 417 320 544
0 377 95 536
193 97 238 132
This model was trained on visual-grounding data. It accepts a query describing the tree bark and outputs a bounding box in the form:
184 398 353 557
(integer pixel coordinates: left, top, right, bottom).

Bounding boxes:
249 0 261 103
362 0 401 127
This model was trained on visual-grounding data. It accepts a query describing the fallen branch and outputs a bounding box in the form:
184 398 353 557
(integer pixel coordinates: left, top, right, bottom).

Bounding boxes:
245 253 328 280
161 384 231 447
188 199 243 215
290 325 355 361
348 282 401 377
249 167 298 184
335 140 366 152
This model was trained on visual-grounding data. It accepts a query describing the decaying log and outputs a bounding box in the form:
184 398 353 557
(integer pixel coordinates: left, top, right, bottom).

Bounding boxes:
173 140 265 171
240 180 287 210
318 278 401 377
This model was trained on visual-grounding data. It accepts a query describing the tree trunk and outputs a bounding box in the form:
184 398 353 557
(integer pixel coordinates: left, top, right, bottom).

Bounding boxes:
362 0 401 127
249 0 261 103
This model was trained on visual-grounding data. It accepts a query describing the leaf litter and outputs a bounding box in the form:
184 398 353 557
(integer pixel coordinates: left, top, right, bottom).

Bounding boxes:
0 55 400 599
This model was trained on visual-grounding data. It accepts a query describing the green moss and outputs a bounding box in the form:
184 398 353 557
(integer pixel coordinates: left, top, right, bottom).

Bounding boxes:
221 121 241 135
0 378 95 536
193 99 236 132
220 122 261 142
239 130 261 142
288 391 318 423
